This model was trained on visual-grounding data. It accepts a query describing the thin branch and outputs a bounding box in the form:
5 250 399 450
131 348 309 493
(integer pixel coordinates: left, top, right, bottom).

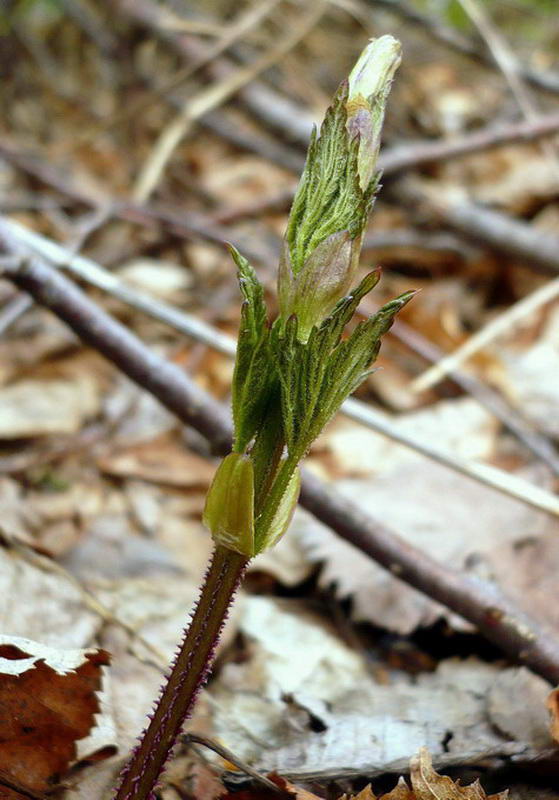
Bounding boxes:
181 734 286 795
0 292 33 335
133 0 325 201
2 216 558 518
342 396 559 517
410 274 559 394
456 0 559 177
79 0 283 145
391 319 559 476
368 0 559 97
393 178 559 277
379 113 559 175
202 109 306 175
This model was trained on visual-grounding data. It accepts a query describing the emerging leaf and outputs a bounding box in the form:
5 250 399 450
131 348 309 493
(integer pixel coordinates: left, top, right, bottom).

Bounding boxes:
273 278 415 460
347 35 402 190
255 465 301 554
229 246 276 453
278 36 401 339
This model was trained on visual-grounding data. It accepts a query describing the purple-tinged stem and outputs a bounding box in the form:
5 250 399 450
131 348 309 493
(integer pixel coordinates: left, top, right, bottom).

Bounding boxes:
114 544 249 800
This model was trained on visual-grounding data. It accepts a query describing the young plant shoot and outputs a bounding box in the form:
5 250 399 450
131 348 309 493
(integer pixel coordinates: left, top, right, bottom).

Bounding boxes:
114 35 413 800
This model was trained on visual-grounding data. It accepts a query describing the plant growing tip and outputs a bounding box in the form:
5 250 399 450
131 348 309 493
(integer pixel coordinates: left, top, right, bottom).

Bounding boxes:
347 35 402 190
278 35 402 341
114 35 411 800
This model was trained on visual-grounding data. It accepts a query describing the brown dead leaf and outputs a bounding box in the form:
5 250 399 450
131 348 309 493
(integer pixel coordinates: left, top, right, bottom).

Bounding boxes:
209 597 550 778
0 635 110 797
0 378 101 439
546 688 559 744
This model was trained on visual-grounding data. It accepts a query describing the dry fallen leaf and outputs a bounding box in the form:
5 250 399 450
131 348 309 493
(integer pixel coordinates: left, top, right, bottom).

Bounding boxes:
497 306 559 439
97 433 216 488
0 545 101 647
340 748 506 799
343 779 414 800
0 378 101 438
118 257 193 301
294 455 554 634
208 597 552 779
409 748 508 799
0 635 110 797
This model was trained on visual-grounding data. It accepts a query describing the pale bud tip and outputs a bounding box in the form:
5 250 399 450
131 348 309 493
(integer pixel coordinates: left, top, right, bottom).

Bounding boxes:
348 35 402 103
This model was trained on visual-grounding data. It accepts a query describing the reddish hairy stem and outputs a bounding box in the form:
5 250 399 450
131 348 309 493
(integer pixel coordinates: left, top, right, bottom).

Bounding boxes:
114 545 249 800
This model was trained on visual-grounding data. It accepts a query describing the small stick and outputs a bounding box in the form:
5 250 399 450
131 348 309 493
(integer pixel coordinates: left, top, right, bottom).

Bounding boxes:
456 0 559 177
379 114 559 175
391 319 559 476
410 274 559 394
369 0 559 97
0 292 32 335
181 733 286 794
133 0 325 202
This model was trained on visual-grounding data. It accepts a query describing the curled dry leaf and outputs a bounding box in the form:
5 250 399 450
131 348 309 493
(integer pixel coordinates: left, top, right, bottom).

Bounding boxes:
409 748 508 799
341 749 506 800
0 635 110 798
221 750 507 800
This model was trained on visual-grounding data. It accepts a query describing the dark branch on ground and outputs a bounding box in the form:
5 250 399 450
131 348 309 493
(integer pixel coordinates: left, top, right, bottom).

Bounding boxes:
2 252 559 686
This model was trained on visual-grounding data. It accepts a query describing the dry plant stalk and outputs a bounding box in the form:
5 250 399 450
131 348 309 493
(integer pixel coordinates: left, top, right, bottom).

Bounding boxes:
114 37 413 800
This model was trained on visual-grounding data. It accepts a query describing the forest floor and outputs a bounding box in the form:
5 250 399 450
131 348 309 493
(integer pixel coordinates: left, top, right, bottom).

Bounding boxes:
0 1 559 798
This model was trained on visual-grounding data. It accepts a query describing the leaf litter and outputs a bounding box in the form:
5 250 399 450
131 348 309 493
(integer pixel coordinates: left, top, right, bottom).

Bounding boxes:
0 1 559 798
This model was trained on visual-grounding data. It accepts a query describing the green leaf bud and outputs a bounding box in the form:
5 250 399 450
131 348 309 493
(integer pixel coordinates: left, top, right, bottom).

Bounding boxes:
278 36 401 340
203 453 255 556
